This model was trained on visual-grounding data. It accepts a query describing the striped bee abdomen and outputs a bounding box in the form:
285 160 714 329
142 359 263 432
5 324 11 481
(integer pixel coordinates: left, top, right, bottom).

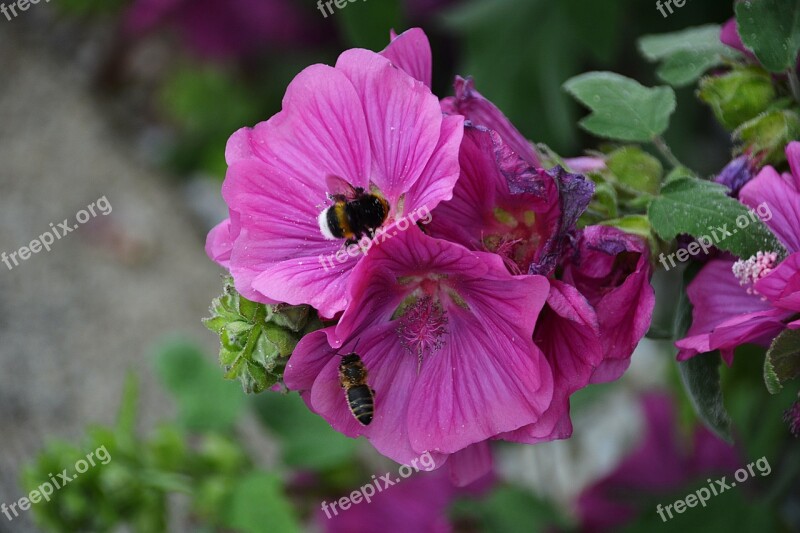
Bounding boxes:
345 385 374 426
338 352 374 426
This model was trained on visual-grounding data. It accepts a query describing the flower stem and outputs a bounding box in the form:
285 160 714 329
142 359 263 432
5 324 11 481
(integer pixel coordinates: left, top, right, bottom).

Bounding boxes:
789 68 800 104
652 136 683 169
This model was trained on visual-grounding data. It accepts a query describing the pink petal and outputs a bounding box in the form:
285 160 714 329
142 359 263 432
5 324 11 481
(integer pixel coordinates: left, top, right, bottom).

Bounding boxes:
253 254 357 319
441 76 540 167
676 259 780 361
500 281 602 443
335 49 443 207
427 126 509 249
720 18 754 59
755 251 800 312
407 303 553 454
447 442 493 487
380 28 433 88
242 63 372 191
786 141 800 190
205 218 234 268
739 165 800 252
709 309 788 365
284 329 338 391
403 114 464 215
308 324 447 466
562 226 655 382
225 127 257 165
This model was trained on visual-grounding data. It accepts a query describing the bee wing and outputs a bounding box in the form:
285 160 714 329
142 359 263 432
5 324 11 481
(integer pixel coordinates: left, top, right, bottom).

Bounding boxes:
325 175 359 199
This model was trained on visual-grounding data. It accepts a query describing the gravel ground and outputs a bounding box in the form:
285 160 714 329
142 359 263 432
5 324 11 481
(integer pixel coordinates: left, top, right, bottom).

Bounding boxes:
0 27 224 532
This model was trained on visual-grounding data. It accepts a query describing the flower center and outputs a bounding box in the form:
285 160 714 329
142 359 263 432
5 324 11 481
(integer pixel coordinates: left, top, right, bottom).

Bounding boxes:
482 207 540 274
395 295 448 370
732 251 778 296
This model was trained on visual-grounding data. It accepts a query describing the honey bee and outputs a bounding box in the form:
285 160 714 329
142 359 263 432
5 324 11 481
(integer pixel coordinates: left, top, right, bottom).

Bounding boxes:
318 176 390 244
338 352 375 426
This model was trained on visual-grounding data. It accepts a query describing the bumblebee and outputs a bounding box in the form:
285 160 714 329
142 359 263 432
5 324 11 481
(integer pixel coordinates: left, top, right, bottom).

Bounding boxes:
318 177 390 243
338 352 375 426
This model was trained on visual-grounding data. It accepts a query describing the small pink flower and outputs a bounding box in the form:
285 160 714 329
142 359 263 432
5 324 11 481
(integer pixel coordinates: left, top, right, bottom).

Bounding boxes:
677 142 800 364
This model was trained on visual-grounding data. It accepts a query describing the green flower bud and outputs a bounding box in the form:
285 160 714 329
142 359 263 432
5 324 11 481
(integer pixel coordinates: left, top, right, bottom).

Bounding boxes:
698 67 776 130
204 277 321 394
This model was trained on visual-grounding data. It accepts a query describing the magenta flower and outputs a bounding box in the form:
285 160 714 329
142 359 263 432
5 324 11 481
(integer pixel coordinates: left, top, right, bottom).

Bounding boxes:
425 105 653 440
720 18 757 61
576 394 741 532
319 466 491 533
284 228 553 484
676 142 800 364
206 30 463 317
123 0 318 59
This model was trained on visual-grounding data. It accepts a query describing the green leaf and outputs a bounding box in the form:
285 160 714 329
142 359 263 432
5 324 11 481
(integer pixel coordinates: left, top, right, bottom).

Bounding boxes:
734 109 800 164
606 146 663 195
564 72 676 142
639 25 726 60
763 328 800 394
679 353 733 443
638 25 735 87
736 0 800 73
648 177 785 260
154 340 247 431
598 215 652 239
222 473 301 533
697 67 776 130
254 393 358 470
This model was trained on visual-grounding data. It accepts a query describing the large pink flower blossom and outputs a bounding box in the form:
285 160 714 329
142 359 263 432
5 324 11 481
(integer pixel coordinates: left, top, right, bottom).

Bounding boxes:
676 142 800 364
206 30 463 317
284 228 553 485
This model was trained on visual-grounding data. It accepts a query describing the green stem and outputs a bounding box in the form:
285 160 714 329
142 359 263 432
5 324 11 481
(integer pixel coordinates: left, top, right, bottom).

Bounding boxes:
788 68 800 104
225 305 267 379
652 136 683 169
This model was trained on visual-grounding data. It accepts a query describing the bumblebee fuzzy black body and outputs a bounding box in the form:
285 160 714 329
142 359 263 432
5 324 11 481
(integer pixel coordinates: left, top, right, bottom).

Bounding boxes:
319 188 390 242
338 353 374 426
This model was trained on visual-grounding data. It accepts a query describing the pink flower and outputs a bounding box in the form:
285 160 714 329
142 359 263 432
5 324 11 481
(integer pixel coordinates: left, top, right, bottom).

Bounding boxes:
720 18 757 61
425 116 652 442
676 142 800 364
577 394 741 532
284 228 553 485
319 467 491 533
206 30 463 317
